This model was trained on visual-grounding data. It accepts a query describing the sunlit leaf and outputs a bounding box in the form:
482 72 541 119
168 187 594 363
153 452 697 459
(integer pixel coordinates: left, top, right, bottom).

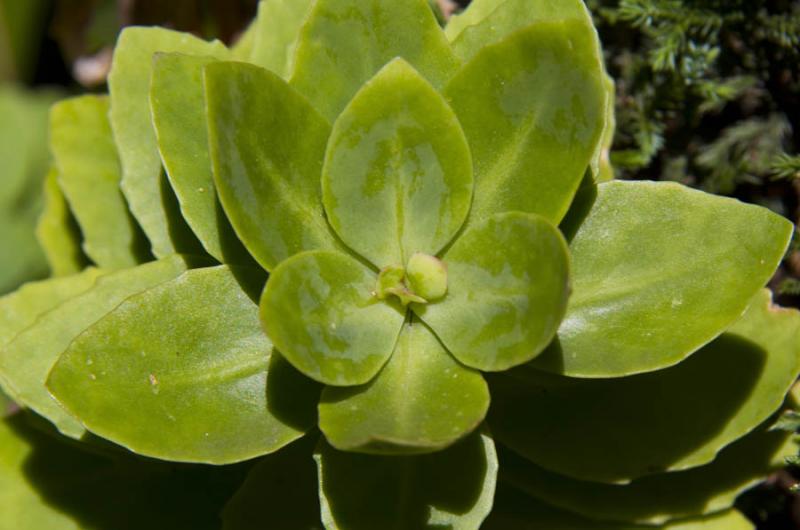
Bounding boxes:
205 61 339 271
445 19 606 227
247 0 315 78
322 58 472 268
492 290 800 483
1 257 192 437
50 95 149 269
151 52 255 264
48 265 318 463
261 250 405 386
446 0 591 62
108 26 227 257
533 181 794 377
416 212 569 371
290 0 460 121
319 321 489 454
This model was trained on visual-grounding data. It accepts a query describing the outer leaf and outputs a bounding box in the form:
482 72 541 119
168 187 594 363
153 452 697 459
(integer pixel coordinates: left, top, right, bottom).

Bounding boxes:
502 425 795 525
0 413 248 530
484 484 754 530
416 212 569 371
50 95 149 269
222 436 323 530
491 290 800 483
108 27 227 257
0 267 102 352
151 51 252 264
322 58 473 268
445 20 606 227
261 250 405 386
319 321 489 454
533 181 794 377
48 265 318 463
205 61 339 271
316 431 497 530
290 0 460 122
35 168 87 276
446 0 591 62
0 86 56 293
0 257 192 437
248 0 315 78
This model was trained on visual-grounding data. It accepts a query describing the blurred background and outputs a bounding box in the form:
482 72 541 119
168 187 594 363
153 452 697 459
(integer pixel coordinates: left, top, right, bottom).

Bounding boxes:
0 0 798 526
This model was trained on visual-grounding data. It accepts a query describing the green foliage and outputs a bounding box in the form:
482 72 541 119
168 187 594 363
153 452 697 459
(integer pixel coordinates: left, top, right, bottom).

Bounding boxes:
0 0 797 528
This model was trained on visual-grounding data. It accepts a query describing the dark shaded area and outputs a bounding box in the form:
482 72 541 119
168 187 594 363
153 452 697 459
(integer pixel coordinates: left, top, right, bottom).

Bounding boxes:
7 412 250 530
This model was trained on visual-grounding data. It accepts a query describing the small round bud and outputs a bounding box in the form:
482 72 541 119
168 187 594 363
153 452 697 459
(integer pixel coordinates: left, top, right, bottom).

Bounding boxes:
406 253 447 301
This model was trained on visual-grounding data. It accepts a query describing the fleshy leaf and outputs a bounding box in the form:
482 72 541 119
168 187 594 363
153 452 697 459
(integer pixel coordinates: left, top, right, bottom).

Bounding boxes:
48 265 318 463
316 431 497 529
261 250 405 386
0 413 248 530
0 267 101 356
0 257 192 437
205 61 339 271
50 95 149 269
222 436 323 530
484 484 754 530
502 424 795 526
533 181 795 377
151 52 258 265
248 0 315 78
446 0 592 62
491 289 800 484
290 0 460 122
444 19 606 227
0 86 57 293
416 212 569 371
35 168 87 276
323 59 472 268
108 26 227 257
318 321 489 454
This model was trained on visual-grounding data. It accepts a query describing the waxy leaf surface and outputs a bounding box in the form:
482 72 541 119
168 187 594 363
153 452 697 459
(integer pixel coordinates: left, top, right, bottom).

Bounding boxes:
222 436 323 530
492 290 800 483
319 322 489 454
261 250 405 386
1 257 192 437
534 181 794 377
206 61 338 271
50 95 148 269
48 265 316 463
417 212 569 371
151 51 242 263
502 425 795 525
0 268 101 351
108 27 226 257
290 0 460 122
248 0 315 78
445 20 605 227
484 484 754 530
323 59 472 267
446 0 591 62
0 413 248 530
316 432 497 529
35 168 86 277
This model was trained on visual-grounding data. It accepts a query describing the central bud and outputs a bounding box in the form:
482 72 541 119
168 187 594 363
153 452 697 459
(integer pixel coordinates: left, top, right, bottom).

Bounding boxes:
375 253 448 306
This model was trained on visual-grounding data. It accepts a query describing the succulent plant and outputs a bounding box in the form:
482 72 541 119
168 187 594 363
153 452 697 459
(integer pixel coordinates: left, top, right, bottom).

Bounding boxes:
0 0 798 528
